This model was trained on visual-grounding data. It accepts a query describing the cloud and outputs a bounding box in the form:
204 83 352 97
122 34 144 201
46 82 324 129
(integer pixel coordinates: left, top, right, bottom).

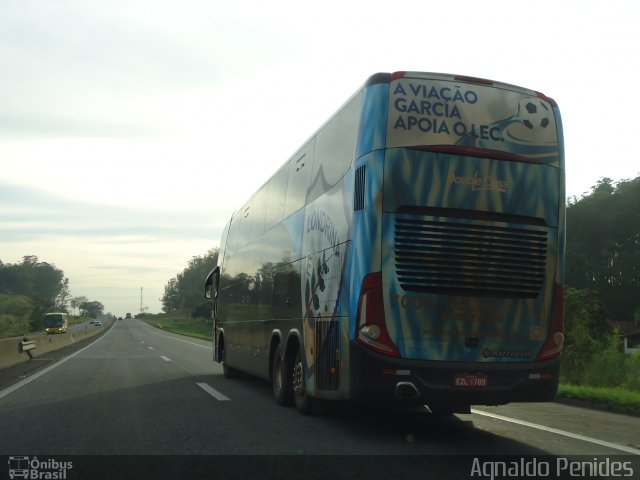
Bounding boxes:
0 181 222 243
0 181 222 313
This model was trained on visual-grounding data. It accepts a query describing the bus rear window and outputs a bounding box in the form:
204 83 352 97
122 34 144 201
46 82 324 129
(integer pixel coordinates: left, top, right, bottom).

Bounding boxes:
386 75 560 164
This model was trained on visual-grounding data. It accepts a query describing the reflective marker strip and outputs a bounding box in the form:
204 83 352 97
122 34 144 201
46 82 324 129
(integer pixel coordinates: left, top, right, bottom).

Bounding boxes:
197 382 231 401
471 409 640 455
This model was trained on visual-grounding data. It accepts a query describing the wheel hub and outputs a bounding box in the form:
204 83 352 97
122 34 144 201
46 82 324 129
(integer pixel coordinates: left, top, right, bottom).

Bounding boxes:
293 362 304 394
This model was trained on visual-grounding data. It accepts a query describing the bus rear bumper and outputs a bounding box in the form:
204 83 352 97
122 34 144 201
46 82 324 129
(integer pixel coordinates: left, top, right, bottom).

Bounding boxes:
348 341 560 408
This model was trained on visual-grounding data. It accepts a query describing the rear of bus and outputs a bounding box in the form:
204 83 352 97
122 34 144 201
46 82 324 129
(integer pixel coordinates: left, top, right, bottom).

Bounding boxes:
349 72 564 411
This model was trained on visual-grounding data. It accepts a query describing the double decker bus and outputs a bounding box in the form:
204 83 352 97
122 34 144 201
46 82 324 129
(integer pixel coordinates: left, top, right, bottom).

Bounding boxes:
204 71 565 414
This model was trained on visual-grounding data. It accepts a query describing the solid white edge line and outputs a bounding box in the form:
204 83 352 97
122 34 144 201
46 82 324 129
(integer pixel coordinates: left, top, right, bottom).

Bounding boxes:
160 356 172 362
196 382 231 401
155 332 212 350
0 324 115 400
135 319 212 349
471 408 640 455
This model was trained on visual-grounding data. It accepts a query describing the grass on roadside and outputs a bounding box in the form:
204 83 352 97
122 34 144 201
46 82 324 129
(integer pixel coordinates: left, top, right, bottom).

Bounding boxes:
142 315 212 341
558 384 640 408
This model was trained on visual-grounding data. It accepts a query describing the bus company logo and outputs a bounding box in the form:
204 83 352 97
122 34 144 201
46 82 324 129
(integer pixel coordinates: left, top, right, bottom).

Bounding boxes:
447 171 510 193
8 456 73 479
482 349 531 359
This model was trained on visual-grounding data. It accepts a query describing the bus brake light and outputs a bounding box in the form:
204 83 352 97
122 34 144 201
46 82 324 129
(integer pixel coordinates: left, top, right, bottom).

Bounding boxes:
356 272 399 357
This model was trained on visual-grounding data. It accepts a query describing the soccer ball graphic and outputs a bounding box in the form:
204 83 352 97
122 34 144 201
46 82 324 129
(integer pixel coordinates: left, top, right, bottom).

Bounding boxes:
517 98 551 130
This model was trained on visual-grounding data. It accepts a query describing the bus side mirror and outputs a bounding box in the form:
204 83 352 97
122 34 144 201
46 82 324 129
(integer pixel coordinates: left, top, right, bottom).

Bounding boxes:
204 267 220 300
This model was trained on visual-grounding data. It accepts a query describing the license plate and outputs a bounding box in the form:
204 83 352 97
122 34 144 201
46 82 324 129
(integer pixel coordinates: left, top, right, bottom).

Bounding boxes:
454 373 488 388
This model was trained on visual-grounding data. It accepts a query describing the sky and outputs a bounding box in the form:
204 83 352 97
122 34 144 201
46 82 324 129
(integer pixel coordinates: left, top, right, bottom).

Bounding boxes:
1 0 639 316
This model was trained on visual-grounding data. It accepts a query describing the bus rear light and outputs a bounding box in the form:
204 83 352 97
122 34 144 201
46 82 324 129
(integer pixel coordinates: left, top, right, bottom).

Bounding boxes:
357 272 400 357
390 71 406 81
536 91 558 107
537 284 565 361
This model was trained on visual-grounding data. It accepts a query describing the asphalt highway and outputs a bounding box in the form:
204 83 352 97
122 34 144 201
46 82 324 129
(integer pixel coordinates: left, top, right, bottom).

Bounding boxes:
1 319 638 478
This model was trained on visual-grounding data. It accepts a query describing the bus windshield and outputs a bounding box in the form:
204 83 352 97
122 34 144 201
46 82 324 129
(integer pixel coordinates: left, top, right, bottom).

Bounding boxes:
44 314 65 328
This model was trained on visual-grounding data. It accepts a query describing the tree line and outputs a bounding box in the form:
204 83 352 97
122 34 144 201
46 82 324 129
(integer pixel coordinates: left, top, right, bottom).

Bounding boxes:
566 176 640 322
160 249 219 319
0 256 104 335
562 176 640 390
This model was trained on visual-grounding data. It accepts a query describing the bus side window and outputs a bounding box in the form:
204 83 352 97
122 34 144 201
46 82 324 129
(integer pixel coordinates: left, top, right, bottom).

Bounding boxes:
251 185 268 241
284 139 315 218
265 166 289 231
309 93 362 203
236 199 253 250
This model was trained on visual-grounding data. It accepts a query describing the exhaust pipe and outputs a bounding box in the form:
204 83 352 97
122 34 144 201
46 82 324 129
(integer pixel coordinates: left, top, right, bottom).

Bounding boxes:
395 381 420 400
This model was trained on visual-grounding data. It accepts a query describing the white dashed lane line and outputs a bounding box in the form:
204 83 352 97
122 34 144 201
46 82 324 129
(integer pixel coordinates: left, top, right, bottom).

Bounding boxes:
160 356 172 362
197 382 231 401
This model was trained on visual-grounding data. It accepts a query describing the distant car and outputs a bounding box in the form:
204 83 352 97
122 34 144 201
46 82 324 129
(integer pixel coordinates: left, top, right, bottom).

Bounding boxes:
90 320 102 326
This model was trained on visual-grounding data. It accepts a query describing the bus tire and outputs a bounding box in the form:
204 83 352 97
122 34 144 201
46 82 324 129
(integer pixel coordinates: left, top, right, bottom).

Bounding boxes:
222 342 238 379
293 348 313 415
272 344 293 406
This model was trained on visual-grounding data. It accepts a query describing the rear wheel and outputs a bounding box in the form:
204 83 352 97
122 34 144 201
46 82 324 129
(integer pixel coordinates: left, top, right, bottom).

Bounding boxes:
272 344 293 406
293 348 313 414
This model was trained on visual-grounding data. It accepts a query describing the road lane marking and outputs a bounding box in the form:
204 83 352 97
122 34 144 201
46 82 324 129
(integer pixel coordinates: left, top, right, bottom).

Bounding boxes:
147 346 155 350
160 356 172 362
0 324 114 400
197 382 231 401
154 332 212 350
471 408 640 455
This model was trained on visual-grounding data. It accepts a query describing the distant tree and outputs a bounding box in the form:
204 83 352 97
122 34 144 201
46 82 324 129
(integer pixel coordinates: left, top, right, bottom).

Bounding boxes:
161 278 181 313
55 278 71 312
0 256 69 330
70 296 88 316
0 256 107 332
566 176 640 321
80 300 104 319
161 249 219 317
0 294 33 318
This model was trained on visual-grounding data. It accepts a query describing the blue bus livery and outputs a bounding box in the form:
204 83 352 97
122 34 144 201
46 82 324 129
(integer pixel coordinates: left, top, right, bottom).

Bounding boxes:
205 71 565 414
